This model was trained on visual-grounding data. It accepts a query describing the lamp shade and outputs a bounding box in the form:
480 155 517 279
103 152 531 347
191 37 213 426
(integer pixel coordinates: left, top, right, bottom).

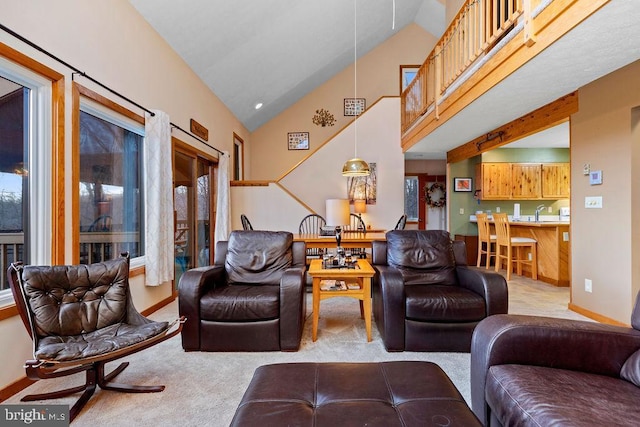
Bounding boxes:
325 199 350 226
353 199 366 214
342 158 370 177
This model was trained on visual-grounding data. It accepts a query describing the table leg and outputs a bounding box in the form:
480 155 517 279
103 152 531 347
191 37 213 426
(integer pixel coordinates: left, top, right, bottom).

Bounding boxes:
312 277 320 342
362 277 372 342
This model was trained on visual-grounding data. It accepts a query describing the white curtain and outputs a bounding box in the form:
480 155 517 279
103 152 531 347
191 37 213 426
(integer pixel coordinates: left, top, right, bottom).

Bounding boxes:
144 110 174 286
215 151 231 245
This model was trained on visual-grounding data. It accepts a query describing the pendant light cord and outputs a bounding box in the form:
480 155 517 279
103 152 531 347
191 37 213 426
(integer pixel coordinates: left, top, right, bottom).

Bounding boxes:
354 0 358 159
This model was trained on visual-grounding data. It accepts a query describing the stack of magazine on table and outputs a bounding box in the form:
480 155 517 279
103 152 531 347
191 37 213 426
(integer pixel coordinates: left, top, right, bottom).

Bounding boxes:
320 280 360 291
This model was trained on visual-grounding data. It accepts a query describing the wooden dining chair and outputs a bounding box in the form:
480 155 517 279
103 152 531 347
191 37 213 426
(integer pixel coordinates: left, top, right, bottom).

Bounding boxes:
298 214 326 259
493 213 537 280
348 213 367 258
476 213 496 269
240 214 253 230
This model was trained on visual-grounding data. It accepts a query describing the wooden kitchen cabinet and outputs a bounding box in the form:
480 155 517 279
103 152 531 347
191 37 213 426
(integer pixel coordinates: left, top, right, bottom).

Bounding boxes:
475 163 511 200
476 162 570 200
541 163 570 199
511 163 541 199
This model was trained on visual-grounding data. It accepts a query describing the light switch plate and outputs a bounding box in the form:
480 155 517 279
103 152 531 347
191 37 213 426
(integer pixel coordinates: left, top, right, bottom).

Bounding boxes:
585 196 603 208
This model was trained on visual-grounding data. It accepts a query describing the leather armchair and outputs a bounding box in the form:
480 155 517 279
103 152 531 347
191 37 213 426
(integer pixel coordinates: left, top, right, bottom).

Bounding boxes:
179 230 306 352
371 230 508 352
471 293 640 426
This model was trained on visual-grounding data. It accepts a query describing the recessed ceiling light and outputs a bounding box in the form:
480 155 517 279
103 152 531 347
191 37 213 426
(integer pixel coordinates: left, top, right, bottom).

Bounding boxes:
255 102 263 110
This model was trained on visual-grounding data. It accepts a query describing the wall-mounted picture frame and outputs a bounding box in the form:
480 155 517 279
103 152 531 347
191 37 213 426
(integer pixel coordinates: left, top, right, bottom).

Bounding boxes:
287 132 309 150
453 177 473 192
399 64 420 94
344 98 366 116
589 170 603 185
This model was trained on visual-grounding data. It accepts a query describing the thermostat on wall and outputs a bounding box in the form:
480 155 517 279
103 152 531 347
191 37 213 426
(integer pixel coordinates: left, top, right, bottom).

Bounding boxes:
589 170 602 185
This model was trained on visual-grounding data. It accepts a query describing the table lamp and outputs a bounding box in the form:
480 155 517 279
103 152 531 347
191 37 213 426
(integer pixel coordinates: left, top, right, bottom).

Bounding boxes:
326 199 350 247
353 199 366 231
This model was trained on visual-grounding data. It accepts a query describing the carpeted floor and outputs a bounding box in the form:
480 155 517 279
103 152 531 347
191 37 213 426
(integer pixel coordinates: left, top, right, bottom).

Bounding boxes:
4 270 590 426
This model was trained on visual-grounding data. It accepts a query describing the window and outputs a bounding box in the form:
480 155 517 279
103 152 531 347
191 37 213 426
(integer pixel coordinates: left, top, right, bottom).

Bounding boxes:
77 89 144 265
0 60 53 305
404 176 419 222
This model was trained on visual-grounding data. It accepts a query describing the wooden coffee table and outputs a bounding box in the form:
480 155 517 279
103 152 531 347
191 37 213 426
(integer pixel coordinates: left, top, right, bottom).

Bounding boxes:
307 258 376 342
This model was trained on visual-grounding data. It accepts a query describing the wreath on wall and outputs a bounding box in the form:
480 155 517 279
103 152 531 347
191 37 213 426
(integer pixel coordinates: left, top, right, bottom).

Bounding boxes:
425 182 446 208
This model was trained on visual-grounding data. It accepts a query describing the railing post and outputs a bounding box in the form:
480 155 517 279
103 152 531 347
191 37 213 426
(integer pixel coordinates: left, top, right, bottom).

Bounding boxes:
435 50 442 120
523 0 536 47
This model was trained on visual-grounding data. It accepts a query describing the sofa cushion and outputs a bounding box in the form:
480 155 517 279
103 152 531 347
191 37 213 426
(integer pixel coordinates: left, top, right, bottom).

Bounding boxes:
405 285 486 322
225 231 293 285
200 284 279 321
621 348 640 387
386 230 457 285
487 364 640 426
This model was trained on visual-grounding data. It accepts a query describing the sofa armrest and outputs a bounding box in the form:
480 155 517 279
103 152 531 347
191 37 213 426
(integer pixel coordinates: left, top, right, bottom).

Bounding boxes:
456 267 508 316
279 267 306 351
372 265 406 351
470 314 640 424
178 265 225 351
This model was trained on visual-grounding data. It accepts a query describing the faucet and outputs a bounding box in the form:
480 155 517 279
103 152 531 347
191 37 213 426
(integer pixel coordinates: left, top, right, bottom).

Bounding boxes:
535 204 545 222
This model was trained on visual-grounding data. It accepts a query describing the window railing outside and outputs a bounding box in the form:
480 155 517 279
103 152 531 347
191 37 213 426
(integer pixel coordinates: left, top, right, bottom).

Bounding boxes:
0 233 23 291
401 0 526 133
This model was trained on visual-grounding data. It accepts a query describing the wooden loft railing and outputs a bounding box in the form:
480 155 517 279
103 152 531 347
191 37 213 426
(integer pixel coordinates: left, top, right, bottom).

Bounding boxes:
402 0 526 134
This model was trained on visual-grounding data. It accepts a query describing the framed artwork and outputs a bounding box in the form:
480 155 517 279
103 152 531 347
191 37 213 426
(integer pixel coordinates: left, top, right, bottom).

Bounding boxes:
344 98 366 116
400 65 420 94
287 132 309 150
453 177 473 192
347 163 377 204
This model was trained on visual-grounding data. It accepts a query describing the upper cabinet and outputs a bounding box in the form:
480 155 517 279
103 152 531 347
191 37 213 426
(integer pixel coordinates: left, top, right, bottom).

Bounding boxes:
541 163 570 199
475 163 511 200
476 162 570 200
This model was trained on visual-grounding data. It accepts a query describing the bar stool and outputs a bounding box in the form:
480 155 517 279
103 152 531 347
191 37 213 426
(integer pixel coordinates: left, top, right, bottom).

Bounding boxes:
493 213 537 280
476 213 496 269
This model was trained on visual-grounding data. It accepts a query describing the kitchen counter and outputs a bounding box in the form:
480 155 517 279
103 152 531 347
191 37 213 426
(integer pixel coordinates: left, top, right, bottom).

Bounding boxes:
470 217 570 287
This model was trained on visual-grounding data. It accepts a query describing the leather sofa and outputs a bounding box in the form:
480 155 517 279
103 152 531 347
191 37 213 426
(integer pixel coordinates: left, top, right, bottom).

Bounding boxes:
178 230 306 351
371 230 508 352
471 292 640 426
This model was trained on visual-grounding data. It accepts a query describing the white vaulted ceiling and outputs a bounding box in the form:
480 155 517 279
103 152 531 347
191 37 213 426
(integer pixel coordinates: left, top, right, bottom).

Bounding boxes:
128 0 446 132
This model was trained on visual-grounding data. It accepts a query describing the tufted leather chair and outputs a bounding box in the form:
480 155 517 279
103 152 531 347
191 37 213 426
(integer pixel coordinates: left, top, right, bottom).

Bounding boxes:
371 230 508 352
179 230 306 352
8 253 183 422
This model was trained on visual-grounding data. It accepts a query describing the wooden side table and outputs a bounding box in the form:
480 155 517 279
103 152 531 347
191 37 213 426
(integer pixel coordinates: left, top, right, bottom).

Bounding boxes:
307 258 376 342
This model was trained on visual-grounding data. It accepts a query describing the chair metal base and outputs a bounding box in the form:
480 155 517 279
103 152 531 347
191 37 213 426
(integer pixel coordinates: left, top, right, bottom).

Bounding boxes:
22 360 165 422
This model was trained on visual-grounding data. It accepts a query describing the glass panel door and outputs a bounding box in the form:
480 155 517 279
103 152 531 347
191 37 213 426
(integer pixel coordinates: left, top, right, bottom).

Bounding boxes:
174 150 215 288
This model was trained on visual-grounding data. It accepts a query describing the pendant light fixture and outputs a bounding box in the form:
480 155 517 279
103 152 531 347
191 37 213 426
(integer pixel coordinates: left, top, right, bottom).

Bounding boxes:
342 0 371 177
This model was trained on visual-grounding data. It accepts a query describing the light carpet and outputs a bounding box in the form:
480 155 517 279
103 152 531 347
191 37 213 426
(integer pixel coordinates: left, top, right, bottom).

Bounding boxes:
4 271 590 426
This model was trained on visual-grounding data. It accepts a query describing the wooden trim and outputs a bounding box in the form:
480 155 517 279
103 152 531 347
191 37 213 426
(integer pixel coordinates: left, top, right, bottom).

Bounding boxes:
0 304 18 321
130 265 145 277
71 83 81 264
446 92 577 163
230 180 271 187
51 77 66 264
173 137 219 163
0 376 35 402
75 84 145 125
568 302 630 327
274 182 317 214
399 64 421 95
233 132 245 180
0 41 63 81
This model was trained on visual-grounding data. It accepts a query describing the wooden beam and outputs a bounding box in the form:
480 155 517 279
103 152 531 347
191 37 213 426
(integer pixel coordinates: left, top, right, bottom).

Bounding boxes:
446 91 578 163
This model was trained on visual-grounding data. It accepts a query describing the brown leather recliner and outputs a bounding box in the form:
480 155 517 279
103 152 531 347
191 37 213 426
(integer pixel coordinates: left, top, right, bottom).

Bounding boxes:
179 230 306 352
471 292 640 426
371 230 508 352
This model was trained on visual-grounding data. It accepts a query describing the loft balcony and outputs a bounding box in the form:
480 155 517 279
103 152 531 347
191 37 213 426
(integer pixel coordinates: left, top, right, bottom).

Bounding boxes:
401 0 640 160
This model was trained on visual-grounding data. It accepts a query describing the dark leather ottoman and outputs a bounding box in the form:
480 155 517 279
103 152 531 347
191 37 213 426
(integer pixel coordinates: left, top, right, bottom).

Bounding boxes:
230 361 481 427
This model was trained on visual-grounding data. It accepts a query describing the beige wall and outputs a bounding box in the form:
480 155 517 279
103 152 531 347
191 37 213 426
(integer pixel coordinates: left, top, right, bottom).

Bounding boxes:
445 0 467 26
0 0 247 389
232 98 405 233
249 23 436 180
571 59 640 323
